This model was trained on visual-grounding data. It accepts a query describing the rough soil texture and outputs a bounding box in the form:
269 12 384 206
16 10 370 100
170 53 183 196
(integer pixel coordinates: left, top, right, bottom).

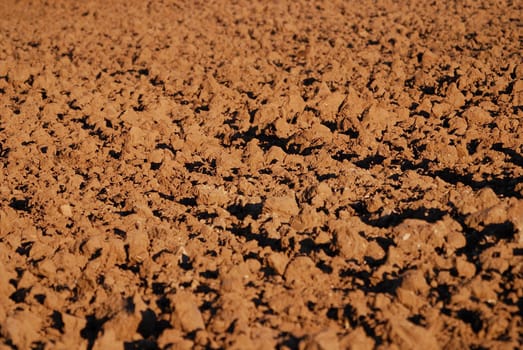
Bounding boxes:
1 1 522 349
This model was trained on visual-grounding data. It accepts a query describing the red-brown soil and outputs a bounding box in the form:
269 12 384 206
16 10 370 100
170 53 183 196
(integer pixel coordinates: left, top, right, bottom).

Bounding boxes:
1 1 522 349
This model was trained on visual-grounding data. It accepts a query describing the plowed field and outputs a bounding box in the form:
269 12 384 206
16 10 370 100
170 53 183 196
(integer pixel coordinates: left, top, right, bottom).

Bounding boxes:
0 1 522 349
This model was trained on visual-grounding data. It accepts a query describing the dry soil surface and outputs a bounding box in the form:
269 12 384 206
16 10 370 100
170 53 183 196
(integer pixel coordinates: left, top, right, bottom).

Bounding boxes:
1 1 522 349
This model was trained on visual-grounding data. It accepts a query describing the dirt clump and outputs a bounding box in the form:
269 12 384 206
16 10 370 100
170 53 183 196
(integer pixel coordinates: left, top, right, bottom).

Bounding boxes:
0 0 522 349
